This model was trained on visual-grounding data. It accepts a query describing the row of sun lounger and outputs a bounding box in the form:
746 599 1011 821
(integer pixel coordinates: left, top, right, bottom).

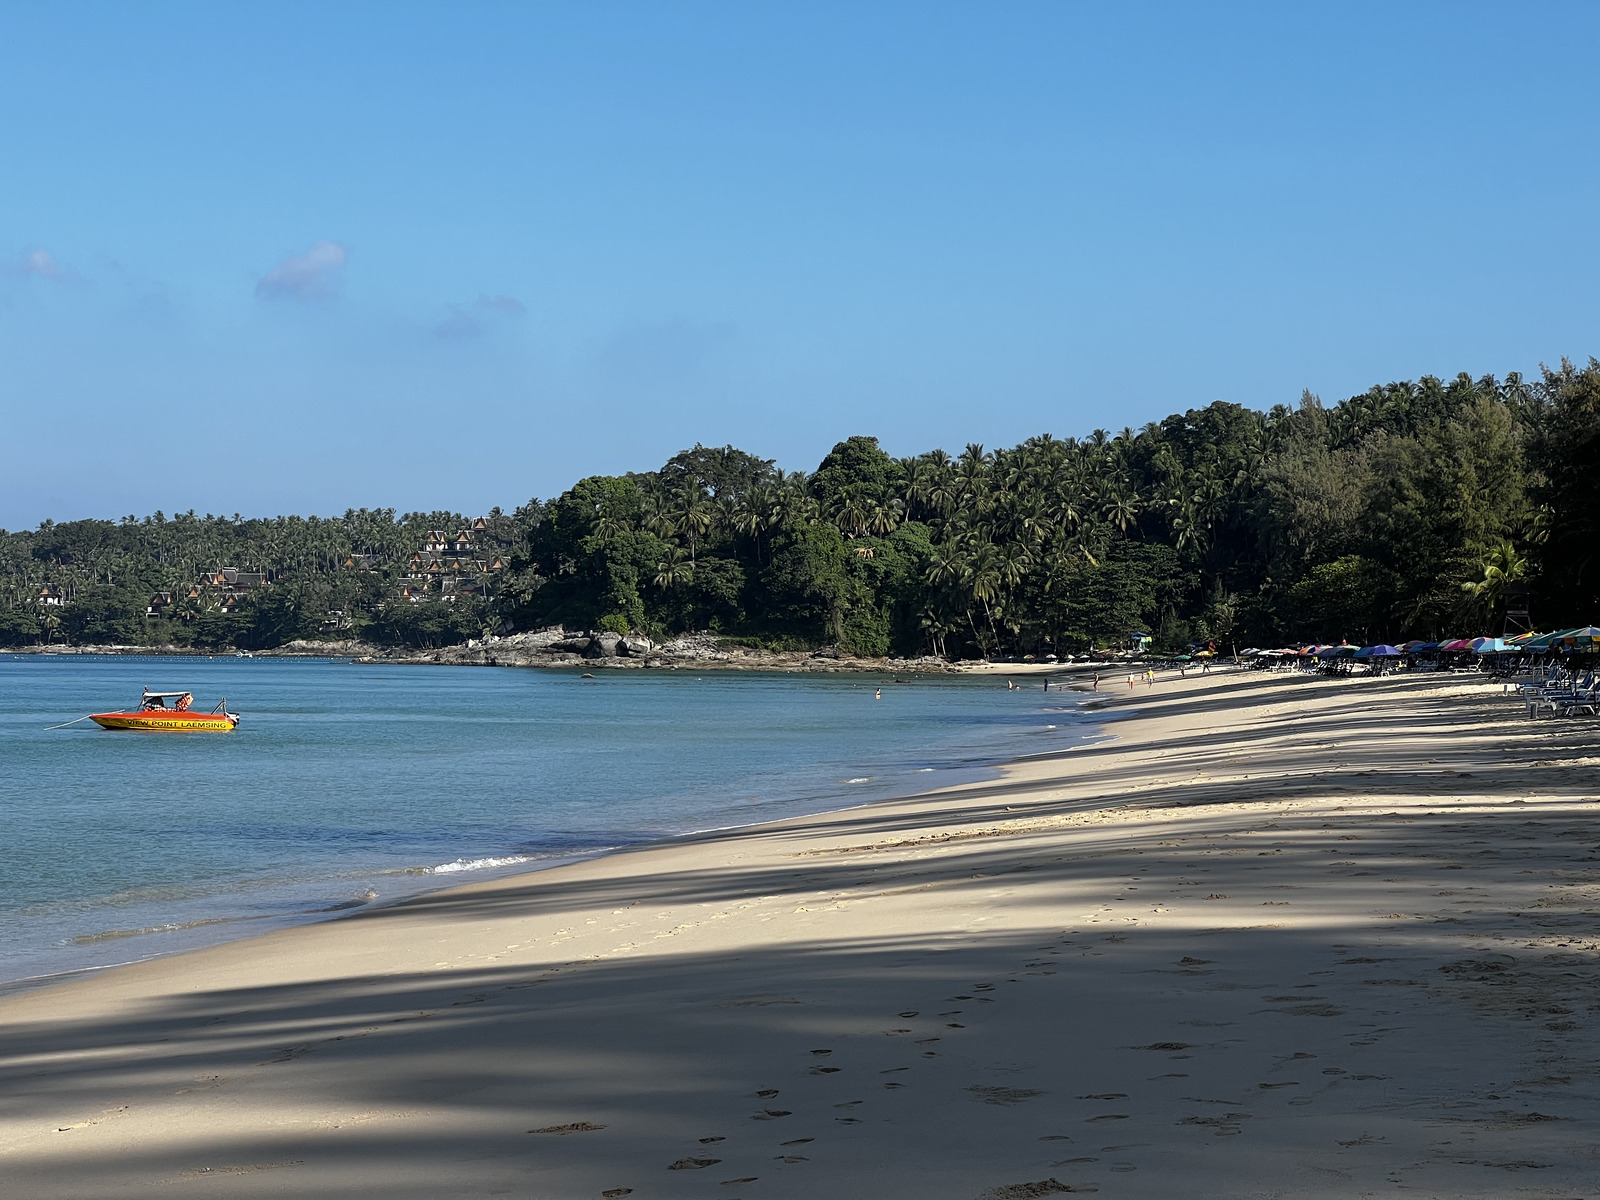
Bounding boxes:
1519 671 1600 718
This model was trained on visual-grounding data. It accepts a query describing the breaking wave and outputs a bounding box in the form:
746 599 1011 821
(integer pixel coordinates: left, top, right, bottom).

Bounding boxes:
428 854 536 875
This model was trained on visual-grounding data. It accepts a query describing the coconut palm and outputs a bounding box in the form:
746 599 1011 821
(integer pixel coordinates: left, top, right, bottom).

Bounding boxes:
652 547 694 591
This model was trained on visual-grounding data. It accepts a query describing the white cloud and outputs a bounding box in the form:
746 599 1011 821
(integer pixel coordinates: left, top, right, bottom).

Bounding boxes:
255 240 348 301
8 249 72 281
435 293 525 339
476 293 525 314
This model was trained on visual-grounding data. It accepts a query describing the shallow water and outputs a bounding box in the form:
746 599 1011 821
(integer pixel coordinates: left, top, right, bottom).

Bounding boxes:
0 655 1097 985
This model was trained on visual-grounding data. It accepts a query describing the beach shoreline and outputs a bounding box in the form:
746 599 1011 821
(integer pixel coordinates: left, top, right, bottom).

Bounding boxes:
4 668 1597 1197
0 668 1100 998
4 639 1113 677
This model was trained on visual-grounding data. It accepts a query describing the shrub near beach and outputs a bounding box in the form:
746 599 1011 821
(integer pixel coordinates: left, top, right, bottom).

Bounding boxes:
2 362 1596 657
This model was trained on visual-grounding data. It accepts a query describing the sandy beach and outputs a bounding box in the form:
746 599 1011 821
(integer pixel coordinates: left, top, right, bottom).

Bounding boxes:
3 668 1598 1198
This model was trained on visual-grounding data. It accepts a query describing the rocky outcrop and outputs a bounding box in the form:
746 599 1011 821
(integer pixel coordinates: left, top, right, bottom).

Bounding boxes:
347 626 961 674
259 639 383 658
655 633 729 661
19 628 962 674
495 629 570 652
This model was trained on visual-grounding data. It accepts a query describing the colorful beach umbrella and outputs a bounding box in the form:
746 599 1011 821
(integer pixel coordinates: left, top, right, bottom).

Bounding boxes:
1356 644 1403 657
1439 638 1474 652
1525 628 1582 651
1469 637 1510 653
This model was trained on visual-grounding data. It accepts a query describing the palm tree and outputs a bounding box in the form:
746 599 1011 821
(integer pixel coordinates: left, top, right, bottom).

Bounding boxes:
673 486 715 565
1460 540 1528 627
639 489 676 539
653 548 694 591
1103 490 1140 534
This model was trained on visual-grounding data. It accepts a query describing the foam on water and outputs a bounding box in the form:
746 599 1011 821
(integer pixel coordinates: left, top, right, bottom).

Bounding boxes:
428 854 539 874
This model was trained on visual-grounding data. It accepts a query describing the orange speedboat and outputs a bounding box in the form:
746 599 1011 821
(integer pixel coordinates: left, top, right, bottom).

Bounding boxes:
90 690 240 733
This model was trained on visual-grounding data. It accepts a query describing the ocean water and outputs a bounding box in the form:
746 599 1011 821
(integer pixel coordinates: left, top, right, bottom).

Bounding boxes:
0 655 1099 987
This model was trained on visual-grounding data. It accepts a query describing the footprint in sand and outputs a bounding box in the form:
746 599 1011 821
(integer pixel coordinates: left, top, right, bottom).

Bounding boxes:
968 1085 1047 1106
756 1089 780 1098
699 1136 725 1144
752 1109 792 1120
529 1122 605 1134
667 1157 721 1170
722 1178 758 1186
601 1189 632 1198
979 1179 1096 1197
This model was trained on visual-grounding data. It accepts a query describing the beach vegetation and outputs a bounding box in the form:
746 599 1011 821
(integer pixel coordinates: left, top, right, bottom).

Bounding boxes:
2 362 1597 655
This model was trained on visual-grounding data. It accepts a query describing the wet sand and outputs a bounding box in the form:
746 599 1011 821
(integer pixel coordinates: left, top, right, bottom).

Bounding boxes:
2 668 1597 1198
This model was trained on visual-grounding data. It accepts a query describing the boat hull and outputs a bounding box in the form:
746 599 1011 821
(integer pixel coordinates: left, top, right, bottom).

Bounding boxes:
90 711 238 732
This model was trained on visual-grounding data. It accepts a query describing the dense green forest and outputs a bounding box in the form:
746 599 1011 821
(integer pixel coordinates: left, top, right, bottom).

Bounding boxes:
4 360 1597 656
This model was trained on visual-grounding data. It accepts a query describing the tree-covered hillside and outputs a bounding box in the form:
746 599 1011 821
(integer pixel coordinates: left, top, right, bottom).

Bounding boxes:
4 360 1597 655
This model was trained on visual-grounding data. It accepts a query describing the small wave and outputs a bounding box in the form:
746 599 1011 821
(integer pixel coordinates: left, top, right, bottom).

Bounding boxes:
912 768 935 773
315 888 378 912
842 777 873 784
69 916 238 945
428 854 535 875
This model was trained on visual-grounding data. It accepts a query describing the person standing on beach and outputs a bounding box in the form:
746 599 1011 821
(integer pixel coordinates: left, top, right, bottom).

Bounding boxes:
1093 673 1100 691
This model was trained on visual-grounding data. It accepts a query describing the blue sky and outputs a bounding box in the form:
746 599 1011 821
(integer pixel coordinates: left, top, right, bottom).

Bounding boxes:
3 3 1598 526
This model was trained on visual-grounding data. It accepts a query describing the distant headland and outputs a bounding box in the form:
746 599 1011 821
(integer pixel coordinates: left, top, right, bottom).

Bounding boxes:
4 361 1597 660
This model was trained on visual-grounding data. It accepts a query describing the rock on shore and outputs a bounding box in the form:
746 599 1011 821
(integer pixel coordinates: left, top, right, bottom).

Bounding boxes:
5 631 960 674
364 627 956 674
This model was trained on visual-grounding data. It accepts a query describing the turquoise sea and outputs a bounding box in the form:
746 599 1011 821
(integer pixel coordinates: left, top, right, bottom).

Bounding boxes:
0 656 1098 987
